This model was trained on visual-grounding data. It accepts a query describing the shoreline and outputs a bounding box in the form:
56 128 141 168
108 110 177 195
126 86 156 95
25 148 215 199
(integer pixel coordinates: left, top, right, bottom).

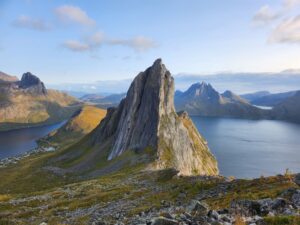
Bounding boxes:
0 146 56 168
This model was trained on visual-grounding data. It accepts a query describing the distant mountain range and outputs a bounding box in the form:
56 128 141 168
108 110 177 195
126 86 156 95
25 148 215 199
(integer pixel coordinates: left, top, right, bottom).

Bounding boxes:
174 72 300 94
240 91 271 102
175 82 300 123
175 82 265 119
80 93 126 108
0 72 81 131
272 91 300 123
241 90 298 107
48 71 300 96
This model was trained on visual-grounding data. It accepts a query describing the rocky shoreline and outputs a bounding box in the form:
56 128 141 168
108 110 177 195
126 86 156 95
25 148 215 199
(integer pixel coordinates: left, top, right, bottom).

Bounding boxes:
0 146 55 168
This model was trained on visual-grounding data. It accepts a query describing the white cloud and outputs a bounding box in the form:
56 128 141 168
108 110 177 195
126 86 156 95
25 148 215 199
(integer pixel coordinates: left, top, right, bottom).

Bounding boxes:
55 5 95 27
283 0 300 9
12 15 50 31
63 32 157 53
87 31 105 47
63 40 90 52
108 36 157 52
253 5 280 25
269 15 300 43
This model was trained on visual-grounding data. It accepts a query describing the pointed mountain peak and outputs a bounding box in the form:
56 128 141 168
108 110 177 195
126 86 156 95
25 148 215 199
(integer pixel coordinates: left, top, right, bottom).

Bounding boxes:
222 90 234 98
19 72 47 94
152 58 163 66
56 59 218 176
222 90 248 104
185 81 219 100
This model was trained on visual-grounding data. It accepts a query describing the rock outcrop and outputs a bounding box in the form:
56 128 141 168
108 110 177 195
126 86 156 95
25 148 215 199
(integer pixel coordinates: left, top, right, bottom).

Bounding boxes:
91 59 218 176
19 72 47 94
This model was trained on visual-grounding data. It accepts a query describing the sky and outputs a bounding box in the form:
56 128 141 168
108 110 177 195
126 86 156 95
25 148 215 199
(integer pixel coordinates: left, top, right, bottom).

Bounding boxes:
1 0 300 84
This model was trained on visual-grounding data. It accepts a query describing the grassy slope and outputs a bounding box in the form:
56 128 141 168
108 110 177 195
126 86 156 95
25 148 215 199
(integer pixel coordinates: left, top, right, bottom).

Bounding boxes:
40 105 106 147
0 157 298 224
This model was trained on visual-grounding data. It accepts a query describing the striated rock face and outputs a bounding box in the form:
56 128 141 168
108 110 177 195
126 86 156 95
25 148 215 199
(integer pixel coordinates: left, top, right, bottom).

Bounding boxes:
92 59 218 175
19 72 47 94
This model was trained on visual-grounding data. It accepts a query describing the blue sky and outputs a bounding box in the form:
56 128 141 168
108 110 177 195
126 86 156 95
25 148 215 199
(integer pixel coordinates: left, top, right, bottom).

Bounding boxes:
1 0 300 84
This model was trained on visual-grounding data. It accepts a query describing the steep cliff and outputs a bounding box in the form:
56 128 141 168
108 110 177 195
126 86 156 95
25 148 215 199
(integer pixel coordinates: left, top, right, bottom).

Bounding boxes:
53 59 218 176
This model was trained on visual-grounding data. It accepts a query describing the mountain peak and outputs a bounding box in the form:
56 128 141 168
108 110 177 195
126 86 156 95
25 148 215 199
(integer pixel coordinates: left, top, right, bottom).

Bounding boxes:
56 59 218 176
185 81 220 101
152 58 163 67
222 90 234 98
19 72 47 94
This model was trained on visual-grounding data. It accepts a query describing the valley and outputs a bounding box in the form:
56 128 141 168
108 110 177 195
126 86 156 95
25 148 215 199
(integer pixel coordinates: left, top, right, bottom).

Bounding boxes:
2 1 300 224
0 60 299 225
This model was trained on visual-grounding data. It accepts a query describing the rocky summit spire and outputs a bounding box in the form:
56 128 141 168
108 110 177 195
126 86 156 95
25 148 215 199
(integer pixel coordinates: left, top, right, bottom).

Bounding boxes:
19 72 47 94
92 59 218 176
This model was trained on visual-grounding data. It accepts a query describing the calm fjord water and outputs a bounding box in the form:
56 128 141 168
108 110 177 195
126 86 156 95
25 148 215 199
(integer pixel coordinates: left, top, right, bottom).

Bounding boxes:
0 118 299 178
191 117 300 178
0 121 65 159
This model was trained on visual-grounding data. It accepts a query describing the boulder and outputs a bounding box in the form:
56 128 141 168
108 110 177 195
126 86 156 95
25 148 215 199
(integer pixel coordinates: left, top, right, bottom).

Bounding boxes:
294 173 300 186
188 200 209 216
151 217 178 225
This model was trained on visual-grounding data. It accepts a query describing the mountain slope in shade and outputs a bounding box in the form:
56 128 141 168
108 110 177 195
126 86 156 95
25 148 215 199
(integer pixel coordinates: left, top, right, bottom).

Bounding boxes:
175 82 266 119
50 59 218 176
240 91 271 102
245 90 298 107
40 105 106 147
0 72 81 131
272 91 300 123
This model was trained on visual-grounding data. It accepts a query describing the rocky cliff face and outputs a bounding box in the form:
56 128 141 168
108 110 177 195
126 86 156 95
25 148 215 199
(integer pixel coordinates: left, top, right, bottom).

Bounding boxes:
90 59 218 175
19 72 47 94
